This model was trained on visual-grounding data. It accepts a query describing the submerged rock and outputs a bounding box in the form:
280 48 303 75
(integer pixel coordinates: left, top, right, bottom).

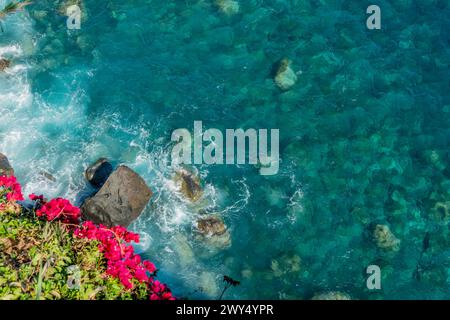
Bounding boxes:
0 153 14 176
271 254 301 278
312 292 351 300
175 169 203 202
39 171 56 182
196 214 231 248
373 224 401 251
198 271 219 297
351 207 371 225
173 234 196 266
0 59 11 72
431 201 450 224
241 268 253 279
77 35 94 52
81 166 152 227
33 10 48 20
197 215 227 235
58 0 83 16
274 59 298 91
215 0 240 16
85 158 113 188
427 150 446 171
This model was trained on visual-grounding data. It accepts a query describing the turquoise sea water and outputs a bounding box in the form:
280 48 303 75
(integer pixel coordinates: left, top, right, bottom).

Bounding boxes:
0 0 449 299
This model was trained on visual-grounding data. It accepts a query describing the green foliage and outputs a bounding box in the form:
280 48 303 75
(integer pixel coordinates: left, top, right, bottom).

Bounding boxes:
0 206 149 300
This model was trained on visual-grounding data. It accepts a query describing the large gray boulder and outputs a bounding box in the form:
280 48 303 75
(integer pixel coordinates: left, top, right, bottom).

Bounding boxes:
0 153 14 176
81 165 152 227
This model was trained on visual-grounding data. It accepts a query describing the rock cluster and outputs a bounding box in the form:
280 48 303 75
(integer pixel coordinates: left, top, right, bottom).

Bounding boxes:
174 169 231 249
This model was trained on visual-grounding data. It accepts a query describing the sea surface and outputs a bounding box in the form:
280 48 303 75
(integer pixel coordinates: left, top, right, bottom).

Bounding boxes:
0 0 449 299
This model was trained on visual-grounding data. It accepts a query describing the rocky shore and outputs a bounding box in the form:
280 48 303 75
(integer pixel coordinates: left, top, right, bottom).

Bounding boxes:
0 153 173 300
0 152 237 299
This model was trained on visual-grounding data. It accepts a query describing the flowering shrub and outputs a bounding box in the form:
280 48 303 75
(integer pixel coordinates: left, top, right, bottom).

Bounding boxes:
0 175 24 202
75 221 174 300
0 175 174 300
34 197 81 224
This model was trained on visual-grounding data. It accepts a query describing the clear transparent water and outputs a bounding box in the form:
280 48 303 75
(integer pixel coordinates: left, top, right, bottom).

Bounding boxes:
0 0 449 299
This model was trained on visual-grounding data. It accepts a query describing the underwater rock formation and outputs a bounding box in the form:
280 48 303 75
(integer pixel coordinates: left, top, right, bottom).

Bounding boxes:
173 234 196 266
76 35 94 52
39 171 56 182
32 10 48 20
196 214 231 248
198 271 219 297
241 268 253 279
175 169 203 202
271 254 301 278
81 166 152 227
431 201 450 224
0 153 14 176
373 224 401 251
427 150 446 171
215 0 240 16
274 59 298 91
311 292 351 300
85 158 113 189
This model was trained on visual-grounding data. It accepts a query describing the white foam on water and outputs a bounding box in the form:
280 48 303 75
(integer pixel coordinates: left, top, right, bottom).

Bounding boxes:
121 139 255 297
0 12 93 201
287 186 305 223
0 44 22 57
216 178 250 218
132 231 153 254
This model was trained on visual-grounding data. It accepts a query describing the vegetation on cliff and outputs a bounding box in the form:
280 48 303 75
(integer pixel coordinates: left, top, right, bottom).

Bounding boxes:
0 175 174 300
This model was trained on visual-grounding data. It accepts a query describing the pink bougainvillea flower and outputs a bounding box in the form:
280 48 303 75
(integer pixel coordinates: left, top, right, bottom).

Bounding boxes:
29 193 45 202
0 175 24 201
144 261 157 274
36 198 80 224
73 220 174 299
